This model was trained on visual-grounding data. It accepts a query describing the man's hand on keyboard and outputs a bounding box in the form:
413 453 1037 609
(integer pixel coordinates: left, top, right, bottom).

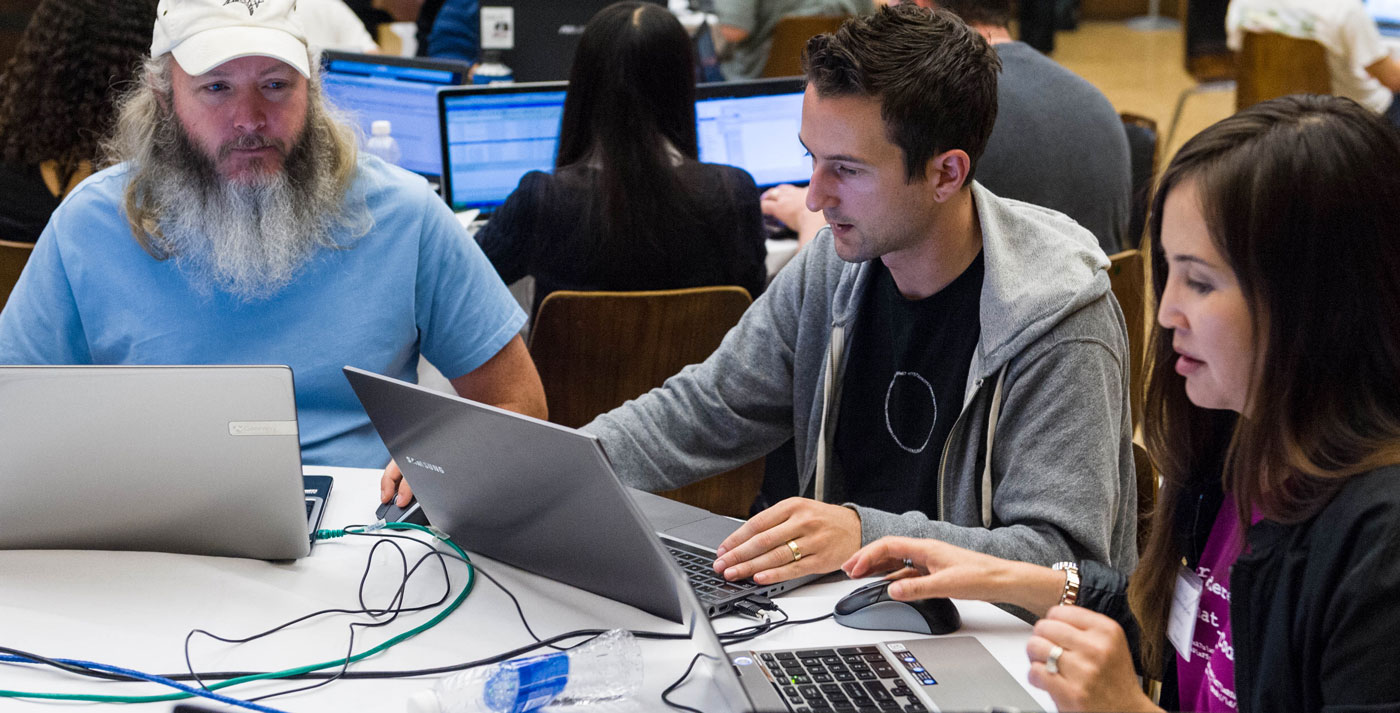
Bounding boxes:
711 497 861 585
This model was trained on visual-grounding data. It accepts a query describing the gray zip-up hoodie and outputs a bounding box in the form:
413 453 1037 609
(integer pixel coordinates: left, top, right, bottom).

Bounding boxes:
585 183 1138 571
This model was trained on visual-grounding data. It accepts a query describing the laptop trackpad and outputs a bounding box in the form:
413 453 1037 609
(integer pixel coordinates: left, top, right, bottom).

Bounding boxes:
663 516 743 551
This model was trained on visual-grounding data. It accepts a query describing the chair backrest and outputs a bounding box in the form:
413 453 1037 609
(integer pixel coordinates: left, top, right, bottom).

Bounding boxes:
1119 113 1159 251
760 14 848 78
1235 31 1331 111
1108 249 1146 429
0 239 36 311
528 286 761 518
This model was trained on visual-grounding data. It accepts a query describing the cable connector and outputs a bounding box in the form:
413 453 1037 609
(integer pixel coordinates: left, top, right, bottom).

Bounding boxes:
746 594 779 611
731 599 769 621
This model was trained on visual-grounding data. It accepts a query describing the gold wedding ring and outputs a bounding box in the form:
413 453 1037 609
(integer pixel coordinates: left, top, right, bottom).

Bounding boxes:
1046 645 1064 675
786 539 803 562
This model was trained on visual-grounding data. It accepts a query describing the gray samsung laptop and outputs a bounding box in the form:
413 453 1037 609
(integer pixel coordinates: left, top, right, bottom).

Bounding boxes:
344 366 818 623
0 365 311 559
676 575 1045 713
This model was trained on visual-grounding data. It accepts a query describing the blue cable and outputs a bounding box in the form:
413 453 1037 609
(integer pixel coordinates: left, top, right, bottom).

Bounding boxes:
0 654 291 713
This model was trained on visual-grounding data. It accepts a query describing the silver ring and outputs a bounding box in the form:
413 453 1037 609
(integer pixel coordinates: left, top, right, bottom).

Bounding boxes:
1045 645 1064 675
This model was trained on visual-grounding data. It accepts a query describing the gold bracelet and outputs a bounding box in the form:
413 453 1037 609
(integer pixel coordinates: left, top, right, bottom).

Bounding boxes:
1051 561 1080 606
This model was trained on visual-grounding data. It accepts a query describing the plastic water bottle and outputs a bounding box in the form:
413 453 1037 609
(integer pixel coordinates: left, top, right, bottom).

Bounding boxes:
365 120 402 165
405 629 642 713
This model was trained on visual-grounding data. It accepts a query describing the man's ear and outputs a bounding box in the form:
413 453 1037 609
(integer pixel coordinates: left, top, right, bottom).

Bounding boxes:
924 149 972 202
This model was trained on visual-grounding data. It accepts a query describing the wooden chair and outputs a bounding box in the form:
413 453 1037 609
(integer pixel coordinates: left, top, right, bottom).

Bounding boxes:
528 286 762 518
0 239 36 311
760 14 848 78
1235 31 1331 111
1119 113 1159 251
1108 249 1146 428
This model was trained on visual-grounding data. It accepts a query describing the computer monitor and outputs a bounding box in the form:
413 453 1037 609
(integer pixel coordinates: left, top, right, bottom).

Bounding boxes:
695 78 811 189
320 51 471 180
437 82 568 214
496 0 667 82
1368 0 1400 37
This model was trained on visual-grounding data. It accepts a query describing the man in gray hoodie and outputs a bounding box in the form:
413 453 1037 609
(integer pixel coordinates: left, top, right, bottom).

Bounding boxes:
586 4 1137 588
380 5 1137 588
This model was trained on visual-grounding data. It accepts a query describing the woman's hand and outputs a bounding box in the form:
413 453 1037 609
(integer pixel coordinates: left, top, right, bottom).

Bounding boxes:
1026 605 1161 713
842 536 1064 615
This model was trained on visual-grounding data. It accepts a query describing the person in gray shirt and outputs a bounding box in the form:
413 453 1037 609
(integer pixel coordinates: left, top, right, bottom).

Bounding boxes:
715 0 872 80
764 0 1133 255
384 4 1136 588
587 6 1137 587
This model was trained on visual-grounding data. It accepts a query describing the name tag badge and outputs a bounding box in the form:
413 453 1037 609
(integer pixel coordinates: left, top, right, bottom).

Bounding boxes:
1167 566 1203 662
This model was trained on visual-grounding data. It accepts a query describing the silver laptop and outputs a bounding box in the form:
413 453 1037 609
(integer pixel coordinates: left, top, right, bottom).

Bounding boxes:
343 366 819 622
672 564 1045 713
0 365 312 560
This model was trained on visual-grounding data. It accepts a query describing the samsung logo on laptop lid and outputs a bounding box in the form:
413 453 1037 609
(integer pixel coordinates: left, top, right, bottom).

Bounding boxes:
405 456 445 474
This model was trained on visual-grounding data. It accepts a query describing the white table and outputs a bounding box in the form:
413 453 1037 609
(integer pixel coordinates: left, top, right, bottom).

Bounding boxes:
0 468 1052 712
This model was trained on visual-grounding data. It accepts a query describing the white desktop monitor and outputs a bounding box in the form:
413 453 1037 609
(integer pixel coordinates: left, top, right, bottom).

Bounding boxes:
320 51 472 180
695 77 812 190
437 82 568 214
1368 0 1400 37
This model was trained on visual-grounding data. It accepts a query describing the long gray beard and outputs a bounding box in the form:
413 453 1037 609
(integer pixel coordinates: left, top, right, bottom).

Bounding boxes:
145 117 350 301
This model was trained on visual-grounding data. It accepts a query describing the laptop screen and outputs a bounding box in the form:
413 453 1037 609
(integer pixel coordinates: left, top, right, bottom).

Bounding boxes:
438 83 568 213
696 78 811 189
320 51 470 178
1369 0 1400 36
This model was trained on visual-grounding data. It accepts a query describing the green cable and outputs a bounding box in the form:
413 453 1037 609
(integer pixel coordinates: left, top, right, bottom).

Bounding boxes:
0 522 475 704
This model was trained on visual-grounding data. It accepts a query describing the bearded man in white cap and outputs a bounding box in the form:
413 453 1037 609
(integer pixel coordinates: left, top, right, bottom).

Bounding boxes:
0 0 546 467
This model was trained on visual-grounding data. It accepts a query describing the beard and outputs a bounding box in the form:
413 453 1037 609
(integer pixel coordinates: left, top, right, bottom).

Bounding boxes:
141 104 355 301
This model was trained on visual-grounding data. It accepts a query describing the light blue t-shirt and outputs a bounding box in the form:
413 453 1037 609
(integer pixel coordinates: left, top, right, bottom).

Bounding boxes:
0 155 526 467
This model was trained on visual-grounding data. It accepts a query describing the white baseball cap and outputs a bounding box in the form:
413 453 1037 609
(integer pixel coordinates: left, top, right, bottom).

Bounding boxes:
151 0 310 78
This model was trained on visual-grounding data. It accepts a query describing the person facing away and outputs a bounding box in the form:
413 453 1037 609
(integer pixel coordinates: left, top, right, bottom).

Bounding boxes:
472 1 767 317
845 94 1400 713
714 0 874 80
764 0 1133 255
382 5 1137 588
419 0 480 65
0 0 157 244
0 0 546 468
1226 0 1400 126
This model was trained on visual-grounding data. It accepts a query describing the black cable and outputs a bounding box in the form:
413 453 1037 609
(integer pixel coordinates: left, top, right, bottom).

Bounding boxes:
467 563 574 651
659 652 713 713
6 604 833 686
0 646 131 682
182 527 459 702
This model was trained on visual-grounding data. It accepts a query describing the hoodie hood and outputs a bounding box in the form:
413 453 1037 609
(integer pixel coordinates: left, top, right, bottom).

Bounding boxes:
969 182 1111 377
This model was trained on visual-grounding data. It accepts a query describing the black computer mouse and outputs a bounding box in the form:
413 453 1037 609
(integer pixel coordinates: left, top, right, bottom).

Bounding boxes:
375 496 431 526
833 580 961 635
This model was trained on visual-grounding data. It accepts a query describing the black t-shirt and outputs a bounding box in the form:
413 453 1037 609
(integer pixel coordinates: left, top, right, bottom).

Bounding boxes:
834 253 984 517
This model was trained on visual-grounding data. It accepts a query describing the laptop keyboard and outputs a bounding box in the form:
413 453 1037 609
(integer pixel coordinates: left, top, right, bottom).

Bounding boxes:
667 545 760 604
756 646 930 713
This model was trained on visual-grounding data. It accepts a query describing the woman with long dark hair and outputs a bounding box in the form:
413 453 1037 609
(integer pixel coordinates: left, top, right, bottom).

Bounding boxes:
843 94 1400 712
474 1 766 315
0 0 158 242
